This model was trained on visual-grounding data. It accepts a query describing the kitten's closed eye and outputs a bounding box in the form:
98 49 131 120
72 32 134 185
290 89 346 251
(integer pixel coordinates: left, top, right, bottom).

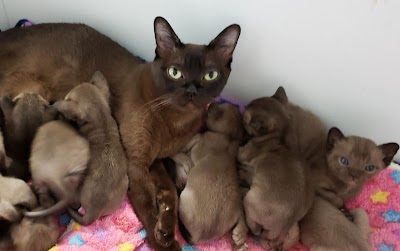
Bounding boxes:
339 156 349 166
365 165 375 172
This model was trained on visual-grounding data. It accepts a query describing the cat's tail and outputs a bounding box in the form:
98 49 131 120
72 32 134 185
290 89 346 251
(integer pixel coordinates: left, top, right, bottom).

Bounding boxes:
23 200 68 217
67 208 95 226
178 217 194 245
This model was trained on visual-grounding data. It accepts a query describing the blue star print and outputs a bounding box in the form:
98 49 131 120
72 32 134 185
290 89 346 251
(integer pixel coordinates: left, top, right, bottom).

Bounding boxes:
382 209 400 223
139 229 147 238
69 234 86 246
377 241 395 251
389 170 400 185
182 244 198 251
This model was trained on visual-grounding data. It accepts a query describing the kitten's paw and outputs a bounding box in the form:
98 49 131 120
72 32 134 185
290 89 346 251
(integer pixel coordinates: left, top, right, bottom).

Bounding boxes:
260 238 283 251
154 240 182 251
234 243 248 251
340 207 354 221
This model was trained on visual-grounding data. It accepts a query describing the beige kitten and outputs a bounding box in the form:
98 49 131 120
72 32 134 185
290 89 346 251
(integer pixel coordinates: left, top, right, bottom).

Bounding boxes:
23 120 90 217
312 127 399 208
0 93 58 179
53 71 129 225
239 93 314 250
11 206 61 251
175 103 248 250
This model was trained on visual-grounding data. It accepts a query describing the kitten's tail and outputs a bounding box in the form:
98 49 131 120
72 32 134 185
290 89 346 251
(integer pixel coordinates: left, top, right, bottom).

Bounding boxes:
67 208 95 226
23 200 68 217
178 217 194 245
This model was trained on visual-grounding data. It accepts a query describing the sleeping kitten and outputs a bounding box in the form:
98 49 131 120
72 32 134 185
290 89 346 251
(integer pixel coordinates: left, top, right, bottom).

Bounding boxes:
54 71 129 225
238 93 314 250
300 196 372 251
312 127 399 208
243 86 327 162
175 103 248 250
0 93 58 179
24 120 90 217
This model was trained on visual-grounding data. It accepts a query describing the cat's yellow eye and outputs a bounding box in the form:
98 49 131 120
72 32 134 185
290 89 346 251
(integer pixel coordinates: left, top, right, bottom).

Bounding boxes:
167 67 183 80
204 70 219 81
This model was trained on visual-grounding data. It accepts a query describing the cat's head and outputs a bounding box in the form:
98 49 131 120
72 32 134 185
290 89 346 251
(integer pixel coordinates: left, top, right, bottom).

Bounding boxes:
243 87 291 137
206 102 243 140
151 17 241 109
326 127 399 186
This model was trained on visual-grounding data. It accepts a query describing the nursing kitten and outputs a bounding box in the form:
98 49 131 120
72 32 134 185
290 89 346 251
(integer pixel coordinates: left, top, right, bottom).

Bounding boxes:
0 93 58 179
300 197 372 251
239 94 313 250
54 71 129 225
312 127 399 208
175 103 248 250
24 120 90 217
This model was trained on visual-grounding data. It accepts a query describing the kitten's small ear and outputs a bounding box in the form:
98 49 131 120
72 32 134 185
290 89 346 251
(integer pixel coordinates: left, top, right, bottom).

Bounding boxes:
378 143 399 167
90 71 110 100
53 101 86 125
208 24 241 68
154 16 182 58
0 96 15 111
272 87 288 104
327 127 345 152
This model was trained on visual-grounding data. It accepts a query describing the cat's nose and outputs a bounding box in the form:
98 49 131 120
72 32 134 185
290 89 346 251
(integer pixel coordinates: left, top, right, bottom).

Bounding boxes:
185 85 197 100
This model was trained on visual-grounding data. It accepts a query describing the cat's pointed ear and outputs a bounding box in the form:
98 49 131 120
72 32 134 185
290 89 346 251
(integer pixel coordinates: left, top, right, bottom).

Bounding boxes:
272 86 288 104
378 143 399 167
208 24 241 68
327 127 345 152
90 71 110 100
154 17 182 58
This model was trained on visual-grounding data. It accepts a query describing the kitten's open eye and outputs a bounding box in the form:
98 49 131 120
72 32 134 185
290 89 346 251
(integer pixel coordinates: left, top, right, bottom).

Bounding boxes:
167 67 183 80
365 165 376 172
339 156 349 166
204 70 219 81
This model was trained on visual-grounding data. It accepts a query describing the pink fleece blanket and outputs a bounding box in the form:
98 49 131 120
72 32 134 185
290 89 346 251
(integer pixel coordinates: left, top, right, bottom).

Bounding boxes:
49 162 400 251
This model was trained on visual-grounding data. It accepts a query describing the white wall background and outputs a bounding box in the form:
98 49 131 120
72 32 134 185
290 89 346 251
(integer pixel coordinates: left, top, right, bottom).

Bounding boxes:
1 0 400 160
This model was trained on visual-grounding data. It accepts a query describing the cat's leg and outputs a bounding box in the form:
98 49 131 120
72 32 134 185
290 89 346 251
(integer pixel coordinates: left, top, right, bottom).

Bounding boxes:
150 160 179 248
124 138 181 251
231 211 248 251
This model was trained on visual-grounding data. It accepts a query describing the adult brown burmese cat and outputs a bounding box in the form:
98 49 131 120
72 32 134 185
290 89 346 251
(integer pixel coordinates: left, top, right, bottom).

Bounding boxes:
0 17 241 250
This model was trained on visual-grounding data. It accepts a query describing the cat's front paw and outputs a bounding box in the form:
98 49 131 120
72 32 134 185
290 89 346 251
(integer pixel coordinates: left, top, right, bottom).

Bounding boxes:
154 192 177 247
154 212 176 247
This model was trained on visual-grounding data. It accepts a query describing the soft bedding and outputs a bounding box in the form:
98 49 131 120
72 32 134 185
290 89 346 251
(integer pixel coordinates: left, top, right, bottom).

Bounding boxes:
3 20 399 251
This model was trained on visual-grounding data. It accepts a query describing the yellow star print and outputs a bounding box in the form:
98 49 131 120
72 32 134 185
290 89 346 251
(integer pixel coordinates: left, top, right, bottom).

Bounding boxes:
73 223 81 231
370 189 390 204
48 245 59 251
118 242 136 251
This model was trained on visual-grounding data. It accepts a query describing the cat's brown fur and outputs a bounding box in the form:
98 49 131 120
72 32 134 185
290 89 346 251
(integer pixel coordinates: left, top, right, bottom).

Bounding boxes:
0 17 240 250
0 93 58 179
52 72 129 226
300 197 372 251
24 120 90 217
311 127 399 208
239 91 314 250
175 103 248 250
